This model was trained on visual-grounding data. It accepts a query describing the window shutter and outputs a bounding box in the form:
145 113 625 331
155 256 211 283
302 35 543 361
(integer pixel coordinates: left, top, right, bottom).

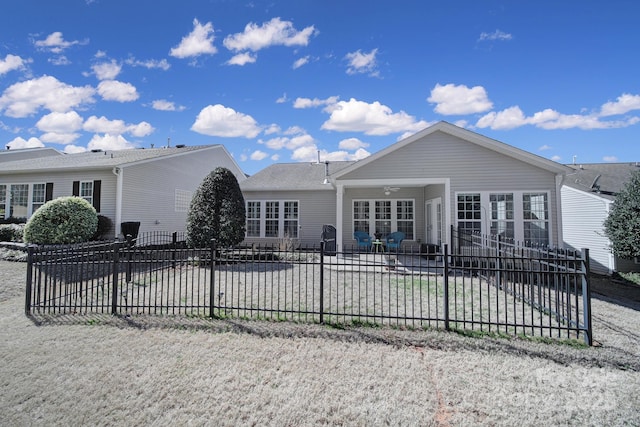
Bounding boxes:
72 181 80 196
45 183 54 202
93 180 101 212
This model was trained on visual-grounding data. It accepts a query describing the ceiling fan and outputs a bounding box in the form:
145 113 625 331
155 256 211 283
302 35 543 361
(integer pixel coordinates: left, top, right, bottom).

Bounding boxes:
384 186 400 196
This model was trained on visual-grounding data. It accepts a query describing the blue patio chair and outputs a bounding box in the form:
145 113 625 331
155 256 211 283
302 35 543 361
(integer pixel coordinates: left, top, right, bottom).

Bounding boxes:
353 231 373 251
385 232 405 251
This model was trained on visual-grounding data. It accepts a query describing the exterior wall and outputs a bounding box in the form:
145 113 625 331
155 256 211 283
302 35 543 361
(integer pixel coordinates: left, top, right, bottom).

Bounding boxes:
0 169 116 221
561 186 613 274
121 146 246 237
337 130 561 246
242 189 336 248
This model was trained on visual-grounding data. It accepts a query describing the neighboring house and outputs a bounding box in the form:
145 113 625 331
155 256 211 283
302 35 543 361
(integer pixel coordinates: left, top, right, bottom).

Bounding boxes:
0 147 64 163
561 162 640 275
0 145 245 238
241 121 571 251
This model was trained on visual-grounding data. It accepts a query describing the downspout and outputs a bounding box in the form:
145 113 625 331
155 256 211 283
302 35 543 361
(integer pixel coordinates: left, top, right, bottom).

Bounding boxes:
555 173 565 248
112 167 123 238
336 184 344 252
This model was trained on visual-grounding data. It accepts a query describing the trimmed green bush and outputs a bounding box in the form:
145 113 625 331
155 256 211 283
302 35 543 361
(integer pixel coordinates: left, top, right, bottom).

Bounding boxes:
23 196 98 244
187 167 246 248
0 224 25 242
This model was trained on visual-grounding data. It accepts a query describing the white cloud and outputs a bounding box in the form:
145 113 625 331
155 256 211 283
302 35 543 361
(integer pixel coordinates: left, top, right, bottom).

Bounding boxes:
551 155 562 162
276 93 288 104
125 57 171 70
264 124 281 135
92 60 121 80
428 83 493 115
34 32 88 53
191 104 261 138
0 54 30 75
478 30 513 42
321 98 431 135
345 49 378 76
97 80 139 102
539 144 552 151
0 75 95 118
49 55 70 66
40 132 80 144
6 136 44 149
35 111 83 133
223 17 316 52
284 126 306 135
63 144 87 154
293 56 309 69
338 137 369 150
83 115 154 136
250 150 268 160
293 96 339 109
603 156 619 162
476 106 527 130
170 19 217 59
291 145 371 163
152 99 186 111
226 52 257 66
87 133 136 151
600 93 640 116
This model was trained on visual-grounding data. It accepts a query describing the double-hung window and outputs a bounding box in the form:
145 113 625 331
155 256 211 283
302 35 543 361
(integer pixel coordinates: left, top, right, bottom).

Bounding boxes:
352 199 415 240
246 201 261 237
31 183 46 212
490 193 514 239
246 200 299 239
523 193 549 246
0 185 6 218
80 181 94 205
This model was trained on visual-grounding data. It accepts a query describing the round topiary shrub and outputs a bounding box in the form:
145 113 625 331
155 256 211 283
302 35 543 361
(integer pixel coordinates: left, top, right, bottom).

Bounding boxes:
23 196 98 245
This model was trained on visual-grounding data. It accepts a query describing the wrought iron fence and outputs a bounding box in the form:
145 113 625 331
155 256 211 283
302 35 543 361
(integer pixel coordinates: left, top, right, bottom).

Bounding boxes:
25 232 593 345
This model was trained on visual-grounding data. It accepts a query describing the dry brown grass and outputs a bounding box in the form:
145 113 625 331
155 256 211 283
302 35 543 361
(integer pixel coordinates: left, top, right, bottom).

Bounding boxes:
2 260 640 426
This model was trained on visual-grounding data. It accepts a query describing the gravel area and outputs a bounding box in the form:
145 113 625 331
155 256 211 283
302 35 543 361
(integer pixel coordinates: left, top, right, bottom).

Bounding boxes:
1 260 639 425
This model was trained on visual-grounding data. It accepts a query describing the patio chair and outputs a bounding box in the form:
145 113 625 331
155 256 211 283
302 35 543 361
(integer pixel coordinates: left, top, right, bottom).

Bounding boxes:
353 231 373 251
385 231 405 251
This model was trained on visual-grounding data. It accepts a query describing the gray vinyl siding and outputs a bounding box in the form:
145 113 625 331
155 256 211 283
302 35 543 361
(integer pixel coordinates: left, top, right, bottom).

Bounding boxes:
561 186 614 274
338 130 561 245
121 147 245 236
242 190 336 247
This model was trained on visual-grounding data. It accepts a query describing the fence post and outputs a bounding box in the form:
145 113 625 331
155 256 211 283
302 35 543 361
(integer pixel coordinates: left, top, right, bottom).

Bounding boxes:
443 244 450 331
209 239 217 318
25 245 35 315
171 231 177 269
112 241 121 315
319 240 325 324
581 248 593 346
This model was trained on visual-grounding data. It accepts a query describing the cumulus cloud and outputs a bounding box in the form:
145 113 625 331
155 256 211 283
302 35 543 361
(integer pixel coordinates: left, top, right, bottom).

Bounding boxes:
63 144 87 154
250 150 268 160
125 57 171 70
83 115 154 137
276 93 288 103
40 132 80 144
6 136 44 149
191 104 261 138
87 133 136 151
223 17 316 52
428 83 493 115
0 75 95 118
170 19 217 59
226 52 257 66
338 137 369 151
321 98 431 135
345 49 378 76
478 30 513 42
35 111 83 133
0 54 30 75
293 96 339 109
97 80 139 102
92 60 121 80
34 32 88 53
293 56 309 69
600 93 640 116
151 99 186 111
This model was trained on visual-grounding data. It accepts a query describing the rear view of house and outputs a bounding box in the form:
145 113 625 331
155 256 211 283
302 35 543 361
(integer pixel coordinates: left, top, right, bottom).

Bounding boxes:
0 144 245 238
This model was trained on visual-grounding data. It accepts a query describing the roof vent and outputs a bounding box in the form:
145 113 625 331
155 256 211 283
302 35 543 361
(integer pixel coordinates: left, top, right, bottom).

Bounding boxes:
176 144 185 148
91 149 103 153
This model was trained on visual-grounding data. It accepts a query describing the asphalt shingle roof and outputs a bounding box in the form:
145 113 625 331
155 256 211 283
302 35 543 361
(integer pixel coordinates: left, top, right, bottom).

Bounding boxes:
564 162 640 200
0 145 220 174
241 161 355 191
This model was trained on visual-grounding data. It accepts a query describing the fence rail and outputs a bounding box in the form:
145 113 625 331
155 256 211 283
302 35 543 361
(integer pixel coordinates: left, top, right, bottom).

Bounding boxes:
25 233 593 345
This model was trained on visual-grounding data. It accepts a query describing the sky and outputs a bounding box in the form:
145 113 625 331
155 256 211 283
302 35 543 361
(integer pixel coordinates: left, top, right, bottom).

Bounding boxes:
1 0 639 175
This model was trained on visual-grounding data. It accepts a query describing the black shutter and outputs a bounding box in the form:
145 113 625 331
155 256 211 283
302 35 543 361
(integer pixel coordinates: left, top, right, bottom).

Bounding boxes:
93 180 101 212
45 183 54 202
72 181 80 196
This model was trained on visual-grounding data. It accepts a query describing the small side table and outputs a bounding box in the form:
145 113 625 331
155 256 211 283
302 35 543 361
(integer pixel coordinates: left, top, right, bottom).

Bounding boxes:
372 240 384 253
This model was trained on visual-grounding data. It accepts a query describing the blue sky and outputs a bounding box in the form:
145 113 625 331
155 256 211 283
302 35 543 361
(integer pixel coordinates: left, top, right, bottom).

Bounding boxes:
1 0 638 175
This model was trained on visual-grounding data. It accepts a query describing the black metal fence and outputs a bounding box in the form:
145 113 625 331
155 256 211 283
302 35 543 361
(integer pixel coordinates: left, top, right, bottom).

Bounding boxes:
25 231 593 345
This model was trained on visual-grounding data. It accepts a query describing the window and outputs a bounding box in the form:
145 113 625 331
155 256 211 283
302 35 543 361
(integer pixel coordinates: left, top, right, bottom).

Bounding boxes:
352 199 415 240
175 189 192 212
457 193 482 235
246 200 299 239
73 180 101 212
0 185 5 218
523 193 549 245
80 181 93 205
31 183 46 212
10 184 29 218
490 193 514 239
246 201 261 237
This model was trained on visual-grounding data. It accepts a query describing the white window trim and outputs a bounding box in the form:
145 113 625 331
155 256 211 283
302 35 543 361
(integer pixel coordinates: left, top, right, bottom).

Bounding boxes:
454 190 552 244
0 182 46 220
79 180 94 206
352 198 416 241
245 200 300 239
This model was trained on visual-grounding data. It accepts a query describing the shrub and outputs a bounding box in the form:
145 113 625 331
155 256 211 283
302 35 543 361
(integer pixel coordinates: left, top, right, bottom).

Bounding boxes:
92 215 113 240
604 170 640 259
23 196 98 244
0 224 25 242
187 167 246 248
0 217 26 225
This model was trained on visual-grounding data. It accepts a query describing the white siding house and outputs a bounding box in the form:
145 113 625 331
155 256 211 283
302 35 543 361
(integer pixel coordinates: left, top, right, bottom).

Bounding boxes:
0 145 245 238
241 121 571 250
